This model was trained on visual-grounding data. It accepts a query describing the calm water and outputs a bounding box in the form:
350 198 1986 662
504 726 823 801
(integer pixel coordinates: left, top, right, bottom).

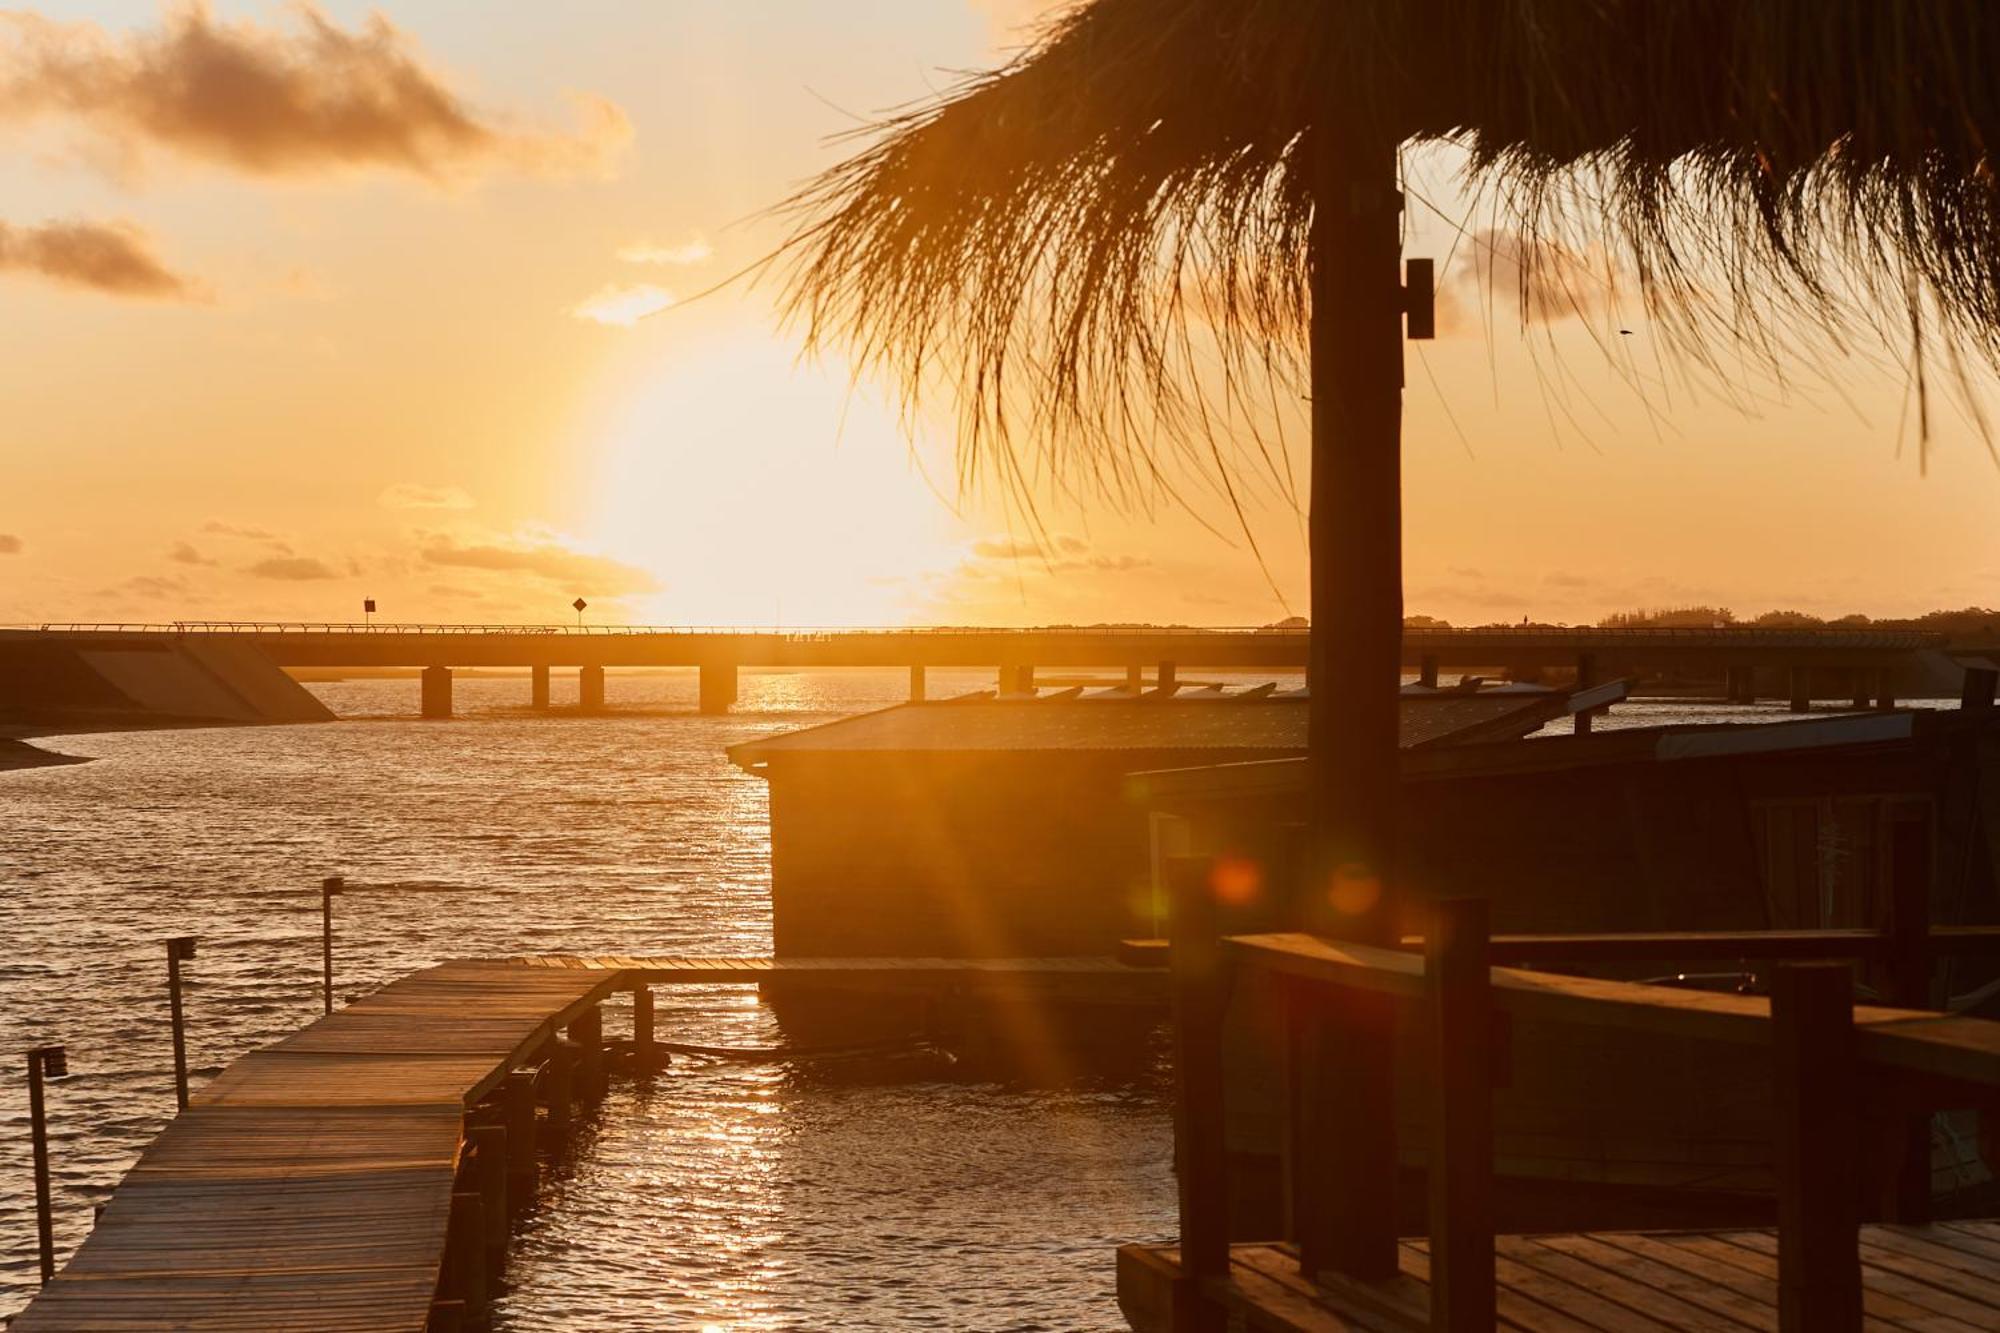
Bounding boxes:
0 671 1892 1329
0 668 1182 1331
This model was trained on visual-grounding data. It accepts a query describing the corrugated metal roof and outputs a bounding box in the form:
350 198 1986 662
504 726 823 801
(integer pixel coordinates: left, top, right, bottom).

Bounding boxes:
729 692 1565 764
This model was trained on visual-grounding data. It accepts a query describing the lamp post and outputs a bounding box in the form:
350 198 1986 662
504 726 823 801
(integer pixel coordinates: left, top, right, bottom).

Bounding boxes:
321 876 344 1015
166 936 197 1110
28 1043 71 1285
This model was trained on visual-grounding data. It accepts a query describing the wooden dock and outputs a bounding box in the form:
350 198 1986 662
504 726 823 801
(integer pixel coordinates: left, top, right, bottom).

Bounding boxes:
1121 1225 2000 1331
13 953 1158 1332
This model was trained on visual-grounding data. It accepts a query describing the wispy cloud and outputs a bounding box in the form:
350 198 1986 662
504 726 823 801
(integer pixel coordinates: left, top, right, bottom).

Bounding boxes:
0 533 20 554
421 536 657 596
379 482 473 511
0 218 192 298
202 520 280 541
167 541 215 566
571 282 673 327
618 235 711 266
0 5 630 182
246 555 338 581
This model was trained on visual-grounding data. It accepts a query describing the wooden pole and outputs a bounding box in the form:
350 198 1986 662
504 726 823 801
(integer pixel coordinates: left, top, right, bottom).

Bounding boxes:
501 1070 538 1211
1167 856 1228 1325
468 1123 508 1278
1881 810 1933 1221
445 1190 487 1325
632 985 656 1065
166 937 194 1112
1427 899 1495 1330
540 1039 576 1151
569 1006 605 1104
28 1048 55 1285
1301 123 1403 1281
1772 962 1861 1333
321 876 343 1016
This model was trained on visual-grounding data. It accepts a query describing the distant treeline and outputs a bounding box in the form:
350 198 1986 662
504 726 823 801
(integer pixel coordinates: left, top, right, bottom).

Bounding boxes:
1398 606 2000 644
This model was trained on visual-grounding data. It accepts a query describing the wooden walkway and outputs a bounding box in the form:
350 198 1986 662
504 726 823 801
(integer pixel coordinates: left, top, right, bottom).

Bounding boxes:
1122 1225 2000 1331
14 953 1158 1331
513 952 1168 1003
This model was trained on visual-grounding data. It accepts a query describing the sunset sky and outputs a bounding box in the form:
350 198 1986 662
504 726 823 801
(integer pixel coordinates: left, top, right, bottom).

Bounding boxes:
1 1 1995 628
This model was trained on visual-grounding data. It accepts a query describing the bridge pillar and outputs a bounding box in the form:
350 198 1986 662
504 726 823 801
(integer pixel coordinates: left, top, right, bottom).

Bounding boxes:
420 666 452 720
1876 672 1899 711
909 664 926 703
579 665 605 713
1789 667 1812 714
1126 663 1143 693
1726 665 1756 704
530 664 550 711
1157 661 1177 693
1849 670 1871 711
1417 654 1439 688
999 664 1034 696
699 662 738 715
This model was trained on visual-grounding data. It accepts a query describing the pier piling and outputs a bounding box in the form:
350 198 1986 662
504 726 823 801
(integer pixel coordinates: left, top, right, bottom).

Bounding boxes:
1126 663 1143 693
165 936 195 1110
444 1190 489 1328
540 1037 577 1149
632 984 656 1063
569 1005 607 1103
910 664 926 702
468 1123 508 1274
1789 667 1811 713
578 665 605 713
1418 653 1439 688
501 1069 538 1211
529 664 550 710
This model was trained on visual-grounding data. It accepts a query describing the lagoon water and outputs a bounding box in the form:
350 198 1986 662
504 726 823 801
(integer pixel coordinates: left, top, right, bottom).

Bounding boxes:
0 671 1844 1329
0 668 1184 1332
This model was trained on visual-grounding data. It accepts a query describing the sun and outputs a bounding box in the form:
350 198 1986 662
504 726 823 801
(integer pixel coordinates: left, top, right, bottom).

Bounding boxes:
580 327 964 626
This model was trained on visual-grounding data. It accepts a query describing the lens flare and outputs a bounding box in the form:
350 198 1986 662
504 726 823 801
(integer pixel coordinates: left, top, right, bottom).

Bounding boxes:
1209 856 1264 906
1328 862 1382 918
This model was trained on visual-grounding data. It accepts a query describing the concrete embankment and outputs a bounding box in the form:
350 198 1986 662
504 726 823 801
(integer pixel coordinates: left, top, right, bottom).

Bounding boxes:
0 631 333 764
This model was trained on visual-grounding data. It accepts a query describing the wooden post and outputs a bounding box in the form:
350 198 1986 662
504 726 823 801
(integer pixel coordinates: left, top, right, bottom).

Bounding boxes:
1427 899 1495 1330
501 1070 538 1211
1850 670 1871 711
320 876 342 1016
632 985 656 1064
1877 672 1899 710
166 936 195 1111
469 1124 508 1272
1167 856 1228 1322
28 1047 58 1284
540 1038 576 1150
1301 122 1402 1281
1157 661 1177 693
1417 654 1439 688
568 1006 606 1104
1881 809 1934 1221
1772 962 1862 1333
445 1190 487 1325
1126 663 1143 693
529 664 550 710
427 1300 466 1333
1788 667 1811 713
909 664 926 702
1962 664 1997 711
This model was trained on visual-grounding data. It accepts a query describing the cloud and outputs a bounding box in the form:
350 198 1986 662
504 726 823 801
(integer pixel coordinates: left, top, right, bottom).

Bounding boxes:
971 533 1089 560
0 6 629 182
0 218 192 297
202 519 279 541
246 555 338 580
378 482 473 511
421 536 657 596
167 541 215 566
0 533 20 553
1448 229 1618 328
571 282 672 327
618 236 711 266
115 573 191 599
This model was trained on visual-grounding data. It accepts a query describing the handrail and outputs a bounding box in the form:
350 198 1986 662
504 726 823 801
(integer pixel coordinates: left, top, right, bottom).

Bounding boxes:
1227 930 2000 1090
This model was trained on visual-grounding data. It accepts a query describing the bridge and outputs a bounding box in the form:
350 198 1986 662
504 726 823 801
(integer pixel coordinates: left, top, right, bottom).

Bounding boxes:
7 622 1948 715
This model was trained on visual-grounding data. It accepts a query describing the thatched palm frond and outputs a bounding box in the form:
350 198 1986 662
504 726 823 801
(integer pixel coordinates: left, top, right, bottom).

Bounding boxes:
783 0 2000 495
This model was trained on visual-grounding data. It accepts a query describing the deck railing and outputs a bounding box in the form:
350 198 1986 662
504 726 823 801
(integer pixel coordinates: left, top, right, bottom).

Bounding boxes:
1164 859 2000 1332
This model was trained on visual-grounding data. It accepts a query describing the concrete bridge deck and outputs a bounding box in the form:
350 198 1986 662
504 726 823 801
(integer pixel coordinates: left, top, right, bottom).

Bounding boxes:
4 623 1949 715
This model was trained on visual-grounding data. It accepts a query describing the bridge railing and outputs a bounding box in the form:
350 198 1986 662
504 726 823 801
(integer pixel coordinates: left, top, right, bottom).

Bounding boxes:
0 621 1947 646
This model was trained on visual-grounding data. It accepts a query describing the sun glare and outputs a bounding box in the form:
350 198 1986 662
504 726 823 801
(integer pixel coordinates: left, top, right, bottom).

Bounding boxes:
581 329 963 626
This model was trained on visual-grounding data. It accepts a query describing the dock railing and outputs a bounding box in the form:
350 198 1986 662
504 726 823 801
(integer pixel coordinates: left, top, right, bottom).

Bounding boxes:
1161 857 2000 1332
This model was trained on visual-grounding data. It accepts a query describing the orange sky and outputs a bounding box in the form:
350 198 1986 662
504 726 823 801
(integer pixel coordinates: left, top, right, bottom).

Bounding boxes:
0 2 1994 628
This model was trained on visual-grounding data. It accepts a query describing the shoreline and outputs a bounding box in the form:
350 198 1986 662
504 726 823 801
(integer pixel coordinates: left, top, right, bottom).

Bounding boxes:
0 735 90 771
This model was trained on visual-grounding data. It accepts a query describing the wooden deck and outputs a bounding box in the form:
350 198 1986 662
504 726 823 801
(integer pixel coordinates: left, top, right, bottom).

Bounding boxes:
1120 1224 2000 1331
512 951 1167 1002
14 953 1157 1331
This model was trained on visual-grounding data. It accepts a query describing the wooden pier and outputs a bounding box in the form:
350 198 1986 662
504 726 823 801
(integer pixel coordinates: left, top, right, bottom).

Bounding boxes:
14 953 1156 1332
1119 870 2000 1333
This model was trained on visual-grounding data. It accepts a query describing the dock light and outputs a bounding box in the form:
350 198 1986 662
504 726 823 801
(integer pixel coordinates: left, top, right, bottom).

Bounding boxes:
166 936 197 1109
28 1043 72 1284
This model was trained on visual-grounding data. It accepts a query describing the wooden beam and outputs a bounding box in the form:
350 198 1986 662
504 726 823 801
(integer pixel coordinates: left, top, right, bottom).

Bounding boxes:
1166 857 1229 1316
